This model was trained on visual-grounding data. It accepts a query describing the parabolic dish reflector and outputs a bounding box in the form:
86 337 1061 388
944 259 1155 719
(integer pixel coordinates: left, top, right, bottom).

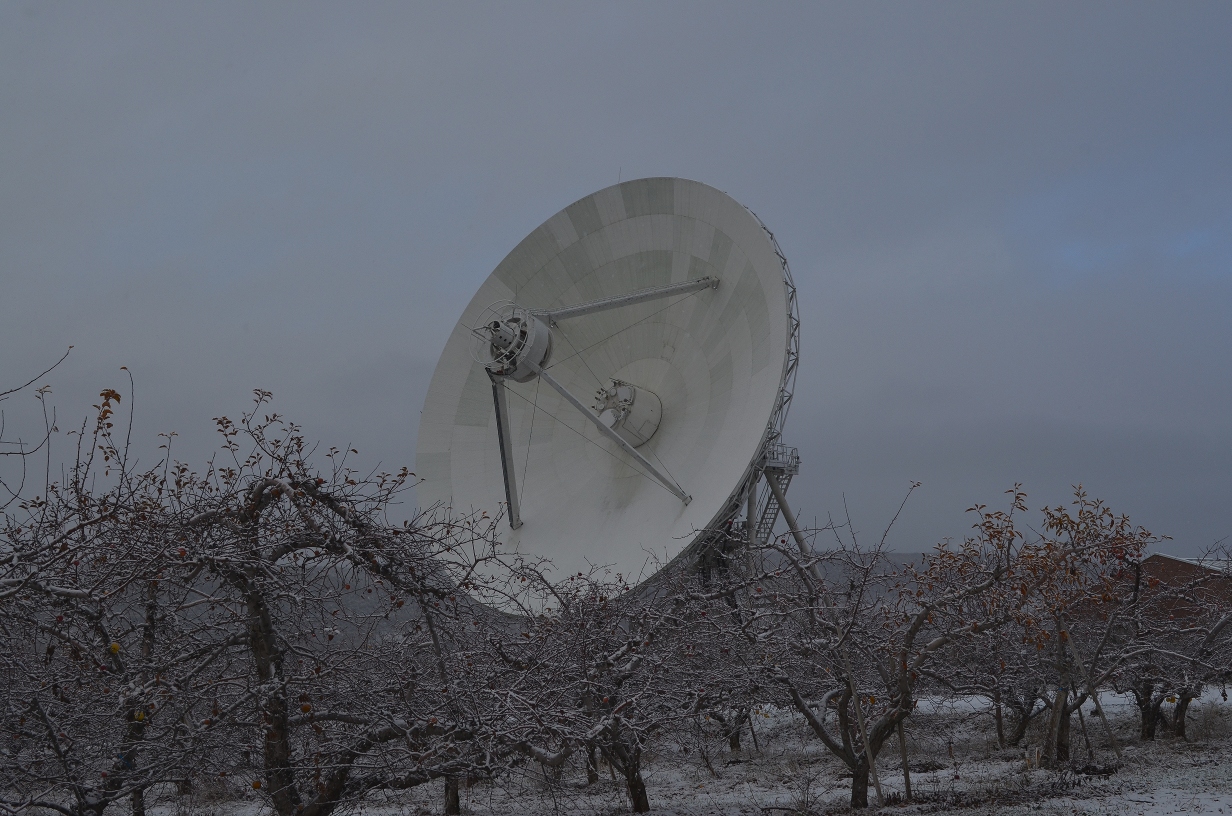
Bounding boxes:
417 178 796 582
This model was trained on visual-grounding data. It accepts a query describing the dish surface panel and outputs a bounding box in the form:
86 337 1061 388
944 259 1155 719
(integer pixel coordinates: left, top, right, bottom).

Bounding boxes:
417 178 789 582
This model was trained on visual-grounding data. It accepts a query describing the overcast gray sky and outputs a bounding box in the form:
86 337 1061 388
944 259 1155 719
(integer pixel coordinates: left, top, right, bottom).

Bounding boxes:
3 2 1229 555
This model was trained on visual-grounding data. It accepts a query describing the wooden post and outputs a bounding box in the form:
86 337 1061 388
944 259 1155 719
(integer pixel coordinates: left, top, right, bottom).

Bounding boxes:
897 720 912 802
1076 703 1095 761
993 686 1005 749
444 777 460 815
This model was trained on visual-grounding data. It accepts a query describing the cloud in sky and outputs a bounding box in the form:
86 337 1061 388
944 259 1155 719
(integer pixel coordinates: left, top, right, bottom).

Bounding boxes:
2 2 1229 553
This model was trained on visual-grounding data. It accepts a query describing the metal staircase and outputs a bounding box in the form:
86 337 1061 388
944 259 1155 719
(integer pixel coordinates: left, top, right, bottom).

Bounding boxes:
679 441 800 585
752 442 799 546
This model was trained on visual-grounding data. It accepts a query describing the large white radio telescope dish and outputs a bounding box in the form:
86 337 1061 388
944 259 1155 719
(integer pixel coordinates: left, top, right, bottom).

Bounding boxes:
417 178 799 583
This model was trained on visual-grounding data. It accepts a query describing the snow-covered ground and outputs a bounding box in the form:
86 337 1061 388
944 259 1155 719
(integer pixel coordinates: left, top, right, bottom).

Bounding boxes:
145 691 1232 815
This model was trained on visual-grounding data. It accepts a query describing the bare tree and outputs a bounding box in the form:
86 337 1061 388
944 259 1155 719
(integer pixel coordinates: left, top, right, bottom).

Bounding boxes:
475 567 705 812
2 385 238 816
0 348 71 512
745 487 1040 807
923 617 1049 749
2 388 565 816
1110 547 1232 741
1023 490 1160 764
8 367 1213 816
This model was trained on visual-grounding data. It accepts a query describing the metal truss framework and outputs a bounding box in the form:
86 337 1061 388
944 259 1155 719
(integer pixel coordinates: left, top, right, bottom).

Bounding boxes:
680 208 802 572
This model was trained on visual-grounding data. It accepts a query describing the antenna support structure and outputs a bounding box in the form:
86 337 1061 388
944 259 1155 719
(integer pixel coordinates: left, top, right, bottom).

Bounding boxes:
473 292 699 514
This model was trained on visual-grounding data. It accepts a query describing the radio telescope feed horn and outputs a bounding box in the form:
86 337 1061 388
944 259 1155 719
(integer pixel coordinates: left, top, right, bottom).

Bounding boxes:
417 177 800 584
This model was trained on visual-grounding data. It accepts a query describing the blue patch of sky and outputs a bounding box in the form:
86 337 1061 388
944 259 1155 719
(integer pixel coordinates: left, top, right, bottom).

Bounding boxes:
1003 142 1231 288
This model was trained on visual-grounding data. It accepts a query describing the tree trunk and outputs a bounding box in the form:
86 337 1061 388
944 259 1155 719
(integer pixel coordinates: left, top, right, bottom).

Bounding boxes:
226 545 301 816
605 733 651 813
624 764 650 813
1173 694 1194 741
586 743 600 785
1139 694 1165 741
131 788 145 816
993 688 1005 749
1140 707 1157 740
1136 695 1151 740
1057 705 1072 762
246 587 300 816
1043 686 1068 768
76 799 107 816
849 761 870 809
444 776 460 815
1132 682 1164 742
1007 704 1033 747
1158 702 1174 734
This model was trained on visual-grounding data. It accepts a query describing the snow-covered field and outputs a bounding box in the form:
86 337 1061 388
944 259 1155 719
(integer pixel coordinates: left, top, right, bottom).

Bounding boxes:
144 692 1232 816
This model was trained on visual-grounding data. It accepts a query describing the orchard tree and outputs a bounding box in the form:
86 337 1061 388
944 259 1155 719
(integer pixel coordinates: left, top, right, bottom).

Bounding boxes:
2 386 240 816
753 487 1044 808
1110 548 1232 741
161 393 574 816
475 563 743 813
923 617 1047 749
1020 490 1158 764
2 387 565 816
